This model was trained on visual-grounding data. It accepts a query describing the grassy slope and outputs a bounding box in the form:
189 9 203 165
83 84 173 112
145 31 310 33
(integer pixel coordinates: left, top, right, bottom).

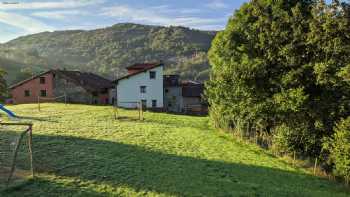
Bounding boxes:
0 104 349 197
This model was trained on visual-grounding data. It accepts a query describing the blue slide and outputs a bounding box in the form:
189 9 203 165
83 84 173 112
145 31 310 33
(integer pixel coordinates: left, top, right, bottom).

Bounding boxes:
0 104 17 118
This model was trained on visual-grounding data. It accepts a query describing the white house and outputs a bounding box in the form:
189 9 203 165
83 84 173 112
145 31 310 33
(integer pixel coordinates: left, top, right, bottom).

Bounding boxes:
115 63 164 109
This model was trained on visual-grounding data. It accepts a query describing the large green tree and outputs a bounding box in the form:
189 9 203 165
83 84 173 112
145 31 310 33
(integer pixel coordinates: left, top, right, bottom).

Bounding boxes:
207 0 350 159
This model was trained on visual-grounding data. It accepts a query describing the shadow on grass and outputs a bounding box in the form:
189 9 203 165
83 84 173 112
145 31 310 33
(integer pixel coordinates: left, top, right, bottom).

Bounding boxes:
1 132 349 196
116 116 143 122
17 116 58 123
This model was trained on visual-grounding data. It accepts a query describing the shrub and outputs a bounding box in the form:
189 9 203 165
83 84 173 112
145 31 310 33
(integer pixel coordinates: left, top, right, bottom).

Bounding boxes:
325 118 350 184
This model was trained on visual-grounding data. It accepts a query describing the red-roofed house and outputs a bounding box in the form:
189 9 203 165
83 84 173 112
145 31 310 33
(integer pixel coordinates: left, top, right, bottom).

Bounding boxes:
115 62 164 109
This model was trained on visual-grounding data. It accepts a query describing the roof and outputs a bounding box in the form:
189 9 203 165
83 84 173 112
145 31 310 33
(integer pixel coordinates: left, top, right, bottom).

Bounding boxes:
54 70 113 92
181 80 201 86
9 69 113 92
126 63 160 70
9 70 52 89
182 82 204 98
115 63 164 83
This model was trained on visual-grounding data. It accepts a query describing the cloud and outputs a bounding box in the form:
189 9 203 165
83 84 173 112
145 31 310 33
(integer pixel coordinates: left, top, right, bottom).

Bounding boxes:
32 10 87 20
205 0 228 9
101 5 226 30
0 0 104 10
0 11 53 33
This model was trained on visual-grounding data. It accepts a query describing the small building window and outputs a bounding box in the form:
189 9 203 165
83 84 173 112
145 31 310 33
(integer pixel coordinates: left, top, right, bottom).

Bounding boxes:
150 71 156 79
40 90 47 97
40 77 46 84
165 88 169 93
140 86 146 93
24 90 30 97
152 100 157 108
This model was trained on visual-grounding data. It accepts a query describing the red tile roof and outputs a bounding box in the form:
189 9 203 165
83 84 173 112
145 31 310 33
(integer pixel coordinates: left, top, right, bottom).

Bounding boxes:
126 63 160 70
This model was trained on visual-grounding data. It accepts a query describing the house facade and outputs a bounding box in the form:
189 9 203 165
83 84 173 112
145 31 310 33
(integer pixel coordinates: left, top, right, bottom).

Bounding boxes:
9 70 113 105
181 81 207 114
115 63 164 109
164 76 207 114
164 75 182 112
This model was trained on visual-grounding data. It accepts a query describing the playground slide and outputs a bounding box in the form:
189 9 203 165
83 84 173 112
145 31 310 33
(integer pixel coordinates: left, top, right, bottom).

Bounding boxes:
0 104 16 118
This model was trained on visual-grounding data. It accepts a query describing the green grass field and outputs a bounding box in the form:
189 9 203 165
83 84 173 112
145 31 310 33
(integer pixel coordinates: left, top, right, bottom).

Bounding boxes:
0 103 349 197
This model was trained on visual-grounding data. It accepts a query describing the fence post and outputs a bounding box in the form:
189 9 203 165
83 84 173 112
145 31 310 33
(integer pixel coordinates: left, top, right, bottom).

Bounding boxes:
313 158 318 175
293 151 296 167
138 102 141 120
37 96 41 111
140 101 143 121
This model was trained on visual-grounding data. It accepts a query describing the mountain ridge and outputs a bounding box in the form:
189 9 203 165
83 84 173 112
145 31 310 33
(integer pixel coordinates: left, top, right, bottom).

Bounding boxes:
0 23 216 85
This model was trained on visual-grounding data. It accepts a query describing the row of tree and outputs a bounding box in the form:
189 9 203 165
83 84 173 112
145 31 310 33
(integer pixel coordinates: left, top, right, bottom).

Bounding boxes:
206 0 350 183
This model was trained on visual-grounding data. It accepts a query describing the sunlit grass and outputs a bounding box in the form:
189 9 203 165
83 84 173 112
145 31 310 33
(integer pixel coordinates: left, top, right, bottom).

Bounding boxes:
0 103 349 196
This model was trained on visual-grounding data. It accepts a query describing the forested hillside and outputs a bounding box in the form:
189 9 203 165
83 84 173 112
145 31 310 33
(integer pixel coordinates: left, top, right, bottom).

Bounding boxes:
0 23 216 85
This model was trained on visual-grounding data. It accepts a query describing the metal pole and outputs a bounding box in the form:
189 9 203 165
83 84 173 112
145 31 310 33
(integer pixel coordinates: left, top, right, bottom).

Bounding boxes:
6 131 26 187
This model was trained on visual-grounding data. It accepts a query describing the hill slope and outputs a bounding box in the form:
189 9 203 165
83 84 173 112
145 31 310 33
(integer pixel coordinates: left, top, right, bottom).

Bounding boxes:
0 104 349 196
0 23 215 85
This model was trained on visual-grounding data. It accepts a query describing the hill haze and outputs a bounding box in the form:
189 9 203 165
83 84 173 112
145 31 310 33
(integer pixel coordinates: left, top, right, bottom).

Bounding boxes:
0 23 216 85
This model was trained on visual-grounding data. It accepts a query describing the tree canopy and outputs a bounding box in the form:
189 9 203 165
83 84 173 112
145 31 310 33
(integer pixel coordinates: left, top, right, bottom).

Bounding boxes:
207 0 350 182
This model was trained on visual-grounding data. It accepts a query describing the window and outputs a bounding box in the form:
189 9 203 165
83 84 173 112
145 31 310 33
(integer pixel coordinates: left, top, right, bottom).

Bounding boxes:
152 100 157 108
140 86 146 93
40 90 47 97
24 90 30 97
150 71 156 79
165 88 169 93
141 100 147 108
40 77 46 84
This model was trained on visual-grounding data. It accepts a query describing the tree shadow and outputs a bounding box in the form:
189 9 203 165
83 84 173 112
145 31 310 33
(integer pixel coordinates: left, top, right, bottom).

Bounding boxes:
116 116 142 122
1 132 349 196
17 116 58 123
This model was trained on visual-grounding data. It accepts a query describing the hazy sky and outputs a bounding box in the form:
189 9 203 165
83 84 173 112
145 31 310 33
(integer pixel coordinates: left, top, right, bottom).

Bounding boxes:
0 0 247 43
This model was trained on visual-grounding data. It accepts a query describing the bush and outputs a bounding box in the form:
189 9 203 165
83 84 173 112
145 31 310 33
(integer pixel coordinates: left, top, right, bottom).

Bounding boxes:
325 118 350 184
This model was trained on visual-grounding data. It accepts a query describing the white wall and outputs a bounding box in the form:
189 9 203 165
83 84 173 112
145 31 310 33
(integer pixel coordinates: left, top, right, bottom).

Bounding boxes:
116 66 164 108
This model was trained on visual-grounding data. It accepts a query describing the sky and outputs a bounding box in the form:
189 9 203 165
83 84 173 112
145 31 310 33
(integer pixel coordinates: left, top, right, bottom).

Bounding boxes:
0 0 247 43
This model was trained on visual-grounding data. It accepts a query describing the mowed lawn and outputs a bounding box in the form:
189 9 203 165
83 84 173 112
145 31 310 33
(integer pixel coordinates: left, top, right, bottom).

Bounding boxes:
0 104 349 197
